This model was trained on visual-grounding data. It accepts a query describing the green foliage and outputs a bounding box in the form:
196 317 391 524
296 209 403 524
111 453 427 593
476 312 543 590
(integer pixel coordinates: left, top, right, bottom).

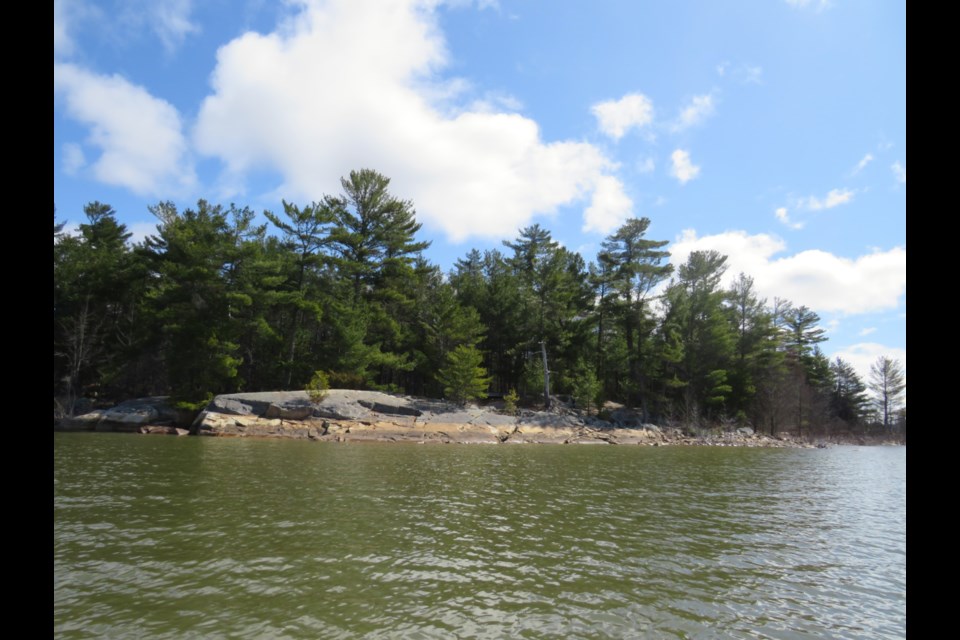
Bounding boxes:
503 388 519 415
306 370 330 403
326 371 366 390
438 345 491 405
55 174 880 436
569 364 602 414
520 356 545 400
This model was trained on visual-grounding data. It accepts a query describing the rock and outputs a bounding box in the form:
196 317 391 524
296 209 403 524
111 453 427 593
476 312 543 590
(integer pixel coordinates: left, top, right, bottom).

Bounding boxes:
264 402 314 420
519 413 583 428
357 399 422 417
57 410 106 431
609 408 644 428
138 425 190 435
736 427 755 436
61 397 179 432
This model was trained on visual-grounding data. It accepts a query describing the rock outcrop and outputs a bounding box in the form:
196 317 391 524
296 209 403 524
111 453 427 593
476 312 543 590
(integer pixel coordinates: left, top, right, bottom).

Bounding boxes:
58 390 811 447
56 397 190 435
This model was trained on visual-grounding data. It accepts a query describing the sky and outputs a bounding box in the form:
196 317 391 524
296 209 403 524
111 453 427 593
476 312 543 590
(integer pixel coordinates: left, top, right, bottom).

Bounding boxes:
54 0 906 383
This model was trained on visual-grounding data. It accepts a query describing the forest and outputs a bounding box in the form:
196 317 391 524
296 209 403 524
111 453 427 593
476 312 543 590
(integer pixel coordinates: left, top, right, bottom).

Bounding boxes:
54 169 905 438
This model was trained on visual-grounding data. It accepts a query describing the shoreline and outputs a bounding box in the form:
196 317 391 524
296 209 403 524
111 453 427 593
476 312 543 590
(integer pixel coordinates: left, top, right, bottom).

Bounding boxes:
55 390 905 448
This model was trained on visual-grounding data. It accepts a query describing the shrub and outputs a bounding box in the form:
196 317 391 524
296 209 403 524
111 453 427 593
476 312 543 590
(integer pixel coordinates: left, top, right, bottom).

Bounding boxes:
503 388 519 415
305 370 330 403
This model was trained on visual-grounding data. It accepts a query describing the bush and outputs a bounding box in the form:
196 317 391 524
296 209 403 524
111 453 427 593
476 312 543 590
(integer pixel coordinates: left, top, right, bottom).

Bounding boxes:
503 388 519 415
569 364 601 415
305 370 330 403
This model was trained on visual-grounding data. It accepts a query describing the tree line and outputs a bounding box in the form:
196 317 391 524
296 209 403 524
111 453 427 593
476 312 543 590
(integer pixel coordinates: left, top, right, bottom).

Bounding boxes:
54 169 905 437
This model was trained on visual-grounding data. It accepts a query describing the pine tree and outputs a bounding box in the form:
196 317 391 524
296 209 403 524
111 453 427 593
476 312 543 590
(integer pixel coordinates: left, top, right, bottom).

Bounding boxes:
438 345 491 405
869 356 906 430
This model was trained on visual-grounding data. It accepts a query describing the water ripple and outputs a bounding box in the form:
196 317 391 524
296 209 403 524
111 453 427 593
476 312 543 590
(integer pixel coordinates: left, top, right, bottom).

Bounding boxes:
55 436 905 639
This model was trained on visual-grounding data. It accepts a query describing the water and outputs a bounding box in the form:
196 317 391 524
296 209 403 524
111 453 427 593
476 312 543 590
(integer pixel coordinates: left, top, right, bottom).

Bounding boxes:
54 434 906 639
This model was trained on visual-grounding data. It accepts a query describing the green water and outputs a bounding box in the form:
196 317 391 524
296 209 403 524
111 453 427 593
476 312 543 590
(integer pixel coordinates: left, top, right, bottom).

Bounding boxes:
54 434 906 639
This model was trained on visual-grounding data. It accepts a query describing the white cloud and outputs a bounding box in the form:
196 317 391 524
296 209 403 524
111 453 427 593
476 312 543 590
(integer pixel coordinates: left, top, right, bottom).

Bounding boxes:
803 187 855 210
669 230 906 315
859 327 877 336
716 62 728 76
775 206 804 230
892 161 906 184
637 156 656 174
830 342 906 386
851 153 874 175
671 94 715 132
149 0 200 52
591 93 655 140
54 0 73 56
194 0 626 242
54 62 196 196
583 176 633 234
62 143 86 176
669 149 700 184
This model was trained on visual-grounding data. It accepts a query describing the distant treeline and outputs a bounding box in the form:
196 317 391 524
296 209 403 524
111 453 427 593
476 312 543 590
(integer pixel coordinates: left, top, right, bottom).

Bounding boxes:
54 169 905 437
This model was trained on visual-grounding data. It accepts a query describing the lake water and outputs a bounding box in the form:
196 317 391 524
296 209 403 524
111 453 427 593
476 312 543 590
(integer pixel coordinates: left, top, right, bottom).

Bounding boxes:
54 434 905 639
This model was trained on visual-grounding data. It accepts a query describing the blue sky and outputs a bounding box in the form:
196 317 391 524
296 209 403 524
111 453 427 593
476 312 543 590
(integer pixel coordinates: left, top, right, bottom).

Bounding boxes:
54 0 906 382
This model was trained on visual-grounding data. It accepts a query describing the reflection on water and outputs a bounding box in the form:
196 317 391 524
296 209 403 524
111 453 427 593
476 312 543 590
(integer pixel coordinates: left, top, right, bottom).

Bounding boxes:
55 435 906 639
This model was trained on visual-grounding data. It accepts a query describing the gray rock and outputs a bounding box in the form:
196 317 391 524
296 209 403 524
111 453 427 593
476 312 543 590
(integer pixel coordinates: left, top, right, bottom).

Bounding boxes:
357 400 422 417
609 408 644 427
519 413 583 428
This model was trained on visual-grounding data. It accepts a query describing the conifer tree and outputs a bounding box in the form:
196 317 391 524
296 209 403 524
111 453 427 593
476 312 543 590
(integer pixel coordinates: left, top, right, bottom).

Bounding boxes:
438 345 491 405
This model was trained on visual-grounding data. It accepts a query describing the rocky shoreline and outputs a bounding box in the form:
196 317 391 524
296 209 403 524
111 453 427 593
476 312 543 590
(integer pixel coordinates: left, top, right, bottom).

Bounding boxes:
56 390 899 448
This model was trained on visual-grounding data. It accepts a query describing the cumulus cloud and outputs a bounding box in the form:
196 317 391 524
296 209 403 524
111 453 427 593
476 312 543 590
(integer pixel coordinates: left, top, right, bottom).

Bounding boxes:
830 342 906 386
583 176 633 234
851 153 874 175
775 206 804 230
637 156 655 174
671 94 715 131
591 93 655 140
892 161 906 184
669 229 906 315
669 149 700 184
194 0 626 242
803 188 855 210
54 62 195 196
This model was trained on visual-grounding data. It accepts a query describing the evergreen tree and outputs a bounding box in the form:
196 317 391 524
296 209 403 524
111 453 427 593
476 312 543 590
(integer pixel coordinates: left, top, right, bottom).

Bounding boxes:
326 169 431 389
54 202 144 413
597 217 672 418
143 200 247 409
264 200 334 386
438 345 491 405
659 251 736 424
869 356 906 430
830 357 869 426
